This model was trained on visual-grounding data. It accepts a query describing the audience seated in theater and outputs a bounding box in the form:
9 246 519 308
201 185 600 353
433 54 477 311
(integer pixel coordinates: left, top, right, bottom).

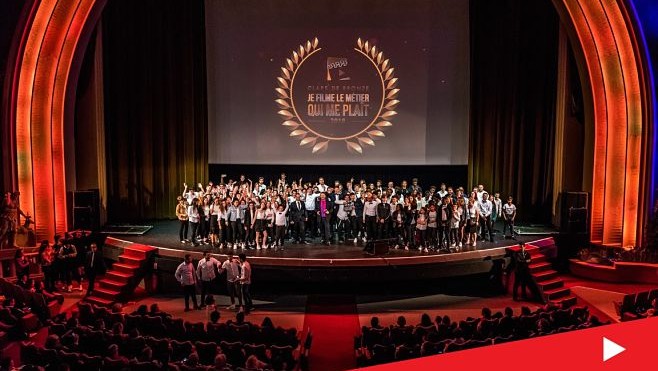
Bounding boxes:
642 299 658 317
131 304 148 316
356 303 610 367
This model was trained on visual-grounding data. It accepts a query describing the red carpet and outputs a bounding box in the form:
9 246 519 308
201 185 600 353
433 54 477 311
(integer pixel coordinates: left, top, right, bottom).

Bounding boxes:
302 295 360 371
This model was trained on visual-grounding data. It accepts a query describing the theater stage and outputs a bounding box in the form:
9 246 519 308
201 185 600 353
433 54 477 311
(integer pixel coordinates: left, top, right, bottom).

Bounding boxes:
101 220 551 285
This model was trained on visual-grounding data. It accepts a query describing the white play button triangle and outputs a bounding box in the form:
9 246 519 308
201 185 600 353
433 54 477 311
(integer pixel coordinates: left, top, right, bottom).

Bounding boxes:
603 337 626 362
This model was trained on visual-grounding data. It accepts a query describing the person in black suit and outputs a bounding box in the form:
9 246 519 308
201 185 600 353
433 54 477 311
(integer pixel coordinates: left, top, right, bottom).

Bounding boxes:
315 192 334 244
513 243 532 301
85 243 106 297
376 195 392 239
289 193 308 244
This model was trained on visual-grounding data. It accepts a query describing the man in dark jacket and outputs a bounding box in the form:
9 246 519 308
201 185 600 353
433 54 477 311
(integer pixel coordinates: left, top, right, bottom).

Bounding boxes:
85 243 106 297
315 192 334 245
289 193 308 244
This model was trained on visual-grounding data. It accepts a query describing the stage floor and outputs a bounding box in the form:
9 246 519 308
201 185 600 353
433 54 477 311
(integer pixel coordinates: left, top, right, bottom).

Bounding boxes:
105 219 541 261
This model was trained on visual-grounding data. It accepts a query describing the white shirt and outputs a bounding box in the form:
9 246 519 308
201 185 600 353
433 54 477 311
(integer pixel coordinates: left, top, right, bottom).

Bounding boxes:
221 259 241 282
274 203 289 226
502 203 517 217
175 261 196 286
493 198 503 216
305 193 319 210
240 261 252 284
479 200 493 217
476 191 486 203
197 257 220 281
316 183 328 192
363 200 380 218
187 205 200 223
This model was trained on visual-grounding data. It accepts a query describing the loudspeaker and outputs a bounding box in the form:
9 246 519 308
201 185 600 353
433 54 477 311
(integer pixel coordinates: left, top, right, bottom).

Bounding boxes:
72 189 100 231
363 239 390 255
560 192 588 234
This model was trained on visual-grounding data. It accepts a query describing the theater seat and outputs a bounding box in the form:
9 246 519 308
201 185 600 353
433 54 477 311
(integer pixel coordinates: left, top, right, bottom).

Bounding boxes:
220 341 245 367
195 341 218 365
171 340 194 362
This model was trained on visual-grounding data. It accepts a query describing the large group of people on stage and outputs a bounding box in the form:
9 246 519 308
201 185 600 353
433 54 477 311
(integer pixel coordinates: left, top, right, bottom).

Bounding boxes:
175 174 518 253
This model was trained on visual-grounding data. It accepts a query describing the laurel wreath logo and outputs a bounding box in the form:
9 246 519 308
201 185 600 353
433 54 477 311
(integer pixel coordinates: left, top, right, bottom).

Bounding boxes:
275 37 399 154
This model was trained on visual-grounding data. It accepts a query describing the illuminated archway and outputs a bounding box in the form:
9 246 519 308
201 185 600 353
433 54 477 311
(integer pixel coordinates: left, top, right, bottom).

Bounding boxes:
9 0 655 247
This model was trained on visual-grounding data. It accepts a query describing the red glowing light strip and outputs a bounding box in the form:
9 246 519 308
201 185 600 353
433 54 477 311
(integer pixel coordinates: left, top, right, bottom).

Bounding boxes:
15 0 58 237
31 1 81 240
579 0 627 245
52 0 96 235
562 2 608 244
604 0 643 248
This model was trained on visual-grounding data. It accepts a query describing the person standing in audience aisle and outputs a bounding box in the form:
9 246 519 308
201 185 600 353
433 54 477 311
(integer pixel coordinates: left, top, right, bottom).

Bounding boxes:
289 193 308 244
39 240 55 292
238 253 253 314
316 192 334 245
219 254 242 310
502 196 517 239
187 198 201 247
175 254 199 311
479 192 494 242
84 243 106 297
176 197 189 244
513 243 532 301
58 238 78 292
196 251 220 308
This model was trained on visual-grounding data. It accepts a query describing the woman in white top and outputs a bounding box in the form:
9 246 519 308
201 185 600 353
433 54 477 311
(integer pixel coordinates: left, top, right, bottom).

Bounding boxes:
416 207 428 252
467 198 480 247
273 201 289 248
187 198 201 246
201 197 211 244
254 201 269 250
209 198 222 247
427 204 438 250
450 203 462 250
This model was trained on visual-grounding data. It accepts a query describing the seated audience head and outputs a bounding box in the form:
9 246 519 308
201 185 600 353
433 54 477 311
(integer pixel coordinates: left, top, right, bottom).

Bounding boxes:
261 316 274 328
214 354 227 369
420 313 432 327
397 316 407 327
481 307 492 319
236 311 245 325
210 309 221 324
371 316 380 328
